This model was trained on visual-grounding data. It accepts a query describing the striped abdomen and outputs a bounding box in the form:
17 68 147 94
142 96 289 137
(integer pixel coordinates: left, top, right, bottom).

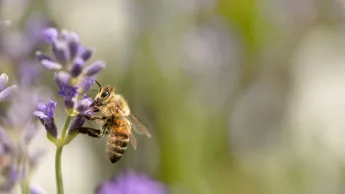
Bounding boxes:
106 121 129 163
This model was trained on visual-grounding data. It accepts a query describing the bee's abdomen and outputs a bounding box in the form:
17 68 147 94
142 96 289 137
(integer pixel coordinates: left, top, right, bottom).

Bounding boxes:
106 130 129 163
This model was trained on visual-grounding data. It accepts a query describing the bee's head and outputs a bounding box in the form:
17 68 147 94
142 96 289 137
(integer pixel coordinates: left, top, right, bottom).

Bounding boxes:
91 84 115 108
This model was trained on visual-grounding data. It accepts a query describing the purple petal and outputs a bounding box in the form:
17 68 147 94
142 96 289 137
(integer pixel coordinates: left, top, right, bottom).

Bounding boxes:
43 118 57 137
36 102 46 111
18 60 40 85
54 71 70 88
68 32 80 60
42 27 58 44
76 98 93 113
57 85 77 98
84 61 106 76
24 12 50 43
70 58 84 77
52 40 70 65
9 166 19 184
80 48 93 62
33 111 47 119
30 184 45 194
0 73 9 92
97 172 168 194
64 98 75 109
35 51 53 61
47 98 57 118
40 60 62 71
78 76 95 93
68 115 85 134
0 85 18 102
60 29 69 40
0 126 12 150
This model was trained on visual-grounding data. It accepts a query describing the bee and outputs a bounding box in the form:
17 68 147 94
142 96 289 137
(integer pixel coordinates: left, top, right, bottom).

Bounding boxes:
77 81 151 163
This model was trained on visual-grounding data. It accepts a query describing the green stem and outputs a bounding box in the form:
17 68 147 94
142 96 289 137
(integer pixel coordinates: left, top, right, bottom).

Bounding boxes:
55 146 64 194
21 178 30 194
55 114 72 194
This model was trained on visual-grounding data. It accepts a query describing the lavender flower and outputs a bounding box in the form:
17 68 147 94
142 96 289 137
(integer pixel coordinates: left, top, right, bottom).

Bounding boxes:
33 27 107 194
33 98 58 137
0 73 18 102
97 172 168 194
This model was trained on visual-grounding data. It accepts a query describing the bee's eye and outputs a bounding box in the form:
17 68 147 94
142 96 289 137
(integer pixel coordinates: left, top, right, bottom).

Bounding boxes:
101 91 109 98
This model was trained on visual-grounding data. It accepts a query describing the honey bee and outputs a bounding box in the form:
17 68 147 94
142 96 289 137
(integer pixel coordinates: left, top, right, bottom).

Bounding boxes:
77 81 151 163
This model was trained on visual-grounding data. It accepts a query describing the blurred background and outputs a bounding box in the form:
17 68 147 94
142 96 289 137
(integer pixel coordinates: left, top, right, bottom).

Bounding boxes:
2 0 345 193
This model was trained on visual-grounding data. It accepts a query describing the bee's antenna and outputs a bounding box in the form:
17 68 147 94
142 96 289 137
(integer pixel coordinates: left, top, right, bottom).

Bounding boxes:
95 80 102 90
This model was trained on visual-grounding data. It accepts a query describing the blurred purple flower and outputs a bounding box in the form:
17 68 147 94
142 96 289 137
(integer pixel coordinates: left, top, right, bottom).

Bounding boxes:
33 98 58 137
97 172 168 194
0 165 19 191
0 127 17 192
0 73 18 102
30 184 46 194
0 12 52 86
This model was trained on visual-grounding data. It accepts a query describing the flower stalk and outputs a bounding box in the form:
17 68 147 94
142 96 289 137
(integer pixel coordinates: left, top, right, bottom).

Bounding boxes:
55 113 72 194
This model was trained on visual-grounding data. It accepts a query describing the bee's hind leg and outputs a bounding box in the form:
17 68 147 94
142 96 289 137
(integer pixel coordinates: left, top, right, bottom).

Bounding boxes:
76 127 104 138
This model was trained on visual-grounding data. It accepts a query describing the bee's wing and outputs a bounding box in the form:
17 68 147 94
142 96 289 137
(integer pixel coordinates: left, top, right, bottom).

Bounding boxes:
129 133 137 149
126 114 151 138
124 118 137 149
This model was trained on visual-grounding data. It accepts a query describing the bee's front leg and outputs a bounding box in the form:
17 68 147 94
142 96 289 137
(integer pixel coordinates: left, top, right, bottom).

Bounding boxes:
76 127 104 138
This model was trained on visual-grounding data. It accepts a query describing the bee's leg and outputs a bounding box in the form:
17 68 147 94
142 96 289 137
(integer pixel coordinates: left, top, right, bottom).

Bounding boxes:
82 115 107 121
102 125 109 135
76 127 104 138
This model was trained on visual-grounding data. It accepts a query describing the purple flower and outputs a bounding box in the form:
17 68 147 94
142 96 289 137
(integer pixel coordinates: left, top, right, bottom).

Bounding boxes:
0 73 18 102
33 98 58 137
97 172 168 194
70 58 84 77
